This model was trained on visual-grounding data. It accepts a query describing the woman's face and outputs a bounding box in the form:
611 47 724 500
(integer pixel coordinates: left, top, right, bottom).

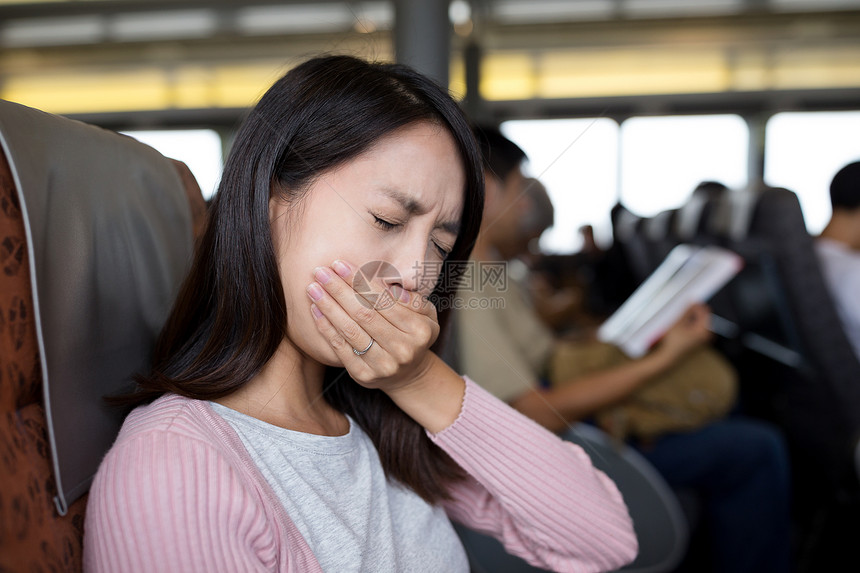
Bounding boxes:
270 121 466 366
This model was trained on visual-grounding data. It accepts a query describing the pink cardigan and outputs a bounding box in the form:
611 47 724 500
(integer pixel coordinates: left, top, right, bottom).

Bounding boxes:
84 378 637 572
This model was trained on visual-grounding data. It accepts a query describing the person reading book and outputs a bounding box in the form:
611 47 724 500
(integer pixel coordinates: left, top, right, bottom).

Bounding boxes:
455 125 791 573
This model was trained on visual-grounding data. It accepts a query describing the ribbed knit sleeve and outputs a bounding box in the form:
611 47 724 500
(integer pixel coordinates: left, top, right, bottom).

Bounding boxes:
83 430 281 573
430 377 638 573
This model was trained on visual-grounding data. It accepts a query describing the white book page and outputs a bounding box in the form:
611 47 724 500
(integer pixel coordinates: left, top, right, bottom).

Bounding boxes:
597 245 696 342
598 245 743 358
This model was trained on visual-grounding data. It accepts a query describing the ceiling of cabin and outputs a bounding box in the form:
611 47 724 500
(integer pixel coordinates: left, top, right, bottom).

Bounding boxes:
2 0 858 124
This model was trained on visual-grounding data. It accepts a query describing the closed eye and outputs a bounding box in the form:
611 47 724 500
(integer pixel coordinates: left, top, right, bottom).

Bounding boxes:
373 211 451 258
373 215 399 230
432 238 452 259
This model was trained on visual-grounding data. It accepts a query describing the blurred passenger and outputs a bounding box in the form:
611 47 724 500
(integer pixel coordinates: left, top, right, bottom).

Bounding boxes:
457 125 792 573
544 223 609 330
82 55 637 573
508 177 592 333
816 160 860 360
516 177 554 264
578 224 604 258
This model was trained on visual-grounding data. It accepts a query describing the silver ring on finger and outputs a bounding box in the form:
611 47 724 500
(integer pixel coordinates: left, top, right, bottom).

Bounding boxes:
352 338 375 356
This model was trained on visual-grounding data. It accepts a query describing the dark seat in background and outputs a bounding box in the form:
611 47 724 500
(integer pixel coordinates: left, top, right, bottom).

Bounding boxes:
644 184 860 482
710 187 860 481
713 186 860 570
611 203 651 285
0 100 206 572
640 208 679 277
611 184 860 571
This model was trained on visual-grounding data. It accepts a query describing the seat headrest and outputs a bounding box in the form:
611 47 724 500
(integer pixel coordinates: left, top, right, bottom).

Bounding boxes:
614 207 642 243
673 188 714 241
643 209 676 241
746 187 806 239
0 100 194 514
706 186 762 242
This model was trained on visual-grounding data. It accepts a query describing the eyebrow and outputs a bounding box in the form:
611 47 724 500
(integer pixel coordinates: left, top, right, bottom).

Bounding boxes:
381 187 460 235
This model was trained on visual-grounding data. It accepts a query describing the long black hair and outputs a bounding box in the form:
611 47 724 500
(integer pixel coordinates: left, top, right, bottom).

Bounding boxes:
130 55 484 503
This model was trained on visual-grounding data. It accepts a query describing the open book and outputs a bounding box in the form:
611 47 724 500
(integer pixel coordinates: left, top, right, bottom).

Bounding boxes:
597 244 744 358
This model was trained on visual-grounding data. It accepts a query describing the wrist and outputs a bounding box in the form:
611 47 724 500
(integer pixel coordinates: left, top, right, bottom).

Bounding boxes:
646 344 681 373
385 353 466 434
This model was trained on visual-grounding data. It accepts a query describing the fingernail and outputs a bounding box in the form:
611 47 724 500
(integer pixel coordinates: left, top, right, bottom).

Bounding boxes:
314 267 332 284
310 303 323 319
332 260 350 278
307 283 324 301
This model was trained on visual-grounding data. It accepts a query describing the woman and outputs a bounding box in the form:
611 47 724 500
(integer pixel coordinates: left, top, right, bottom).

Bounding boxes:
83 55 637 573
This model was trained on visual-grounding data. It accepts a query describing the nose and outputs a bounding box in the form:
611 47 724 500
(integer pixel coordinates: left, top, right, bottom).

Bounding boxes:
379 236 435 296
383 255 421 294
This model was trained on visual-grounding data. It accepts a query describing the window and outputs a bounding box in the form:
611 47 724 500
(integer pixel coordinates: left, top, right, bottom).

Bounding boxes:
619 114 749 217
764 111 860 233
121 129 223 200
501 118 619 253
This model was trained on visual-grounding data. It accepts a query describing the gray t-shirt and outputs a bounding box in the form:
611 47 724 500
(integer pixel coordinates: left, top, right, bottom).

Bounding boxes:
209 402 469 573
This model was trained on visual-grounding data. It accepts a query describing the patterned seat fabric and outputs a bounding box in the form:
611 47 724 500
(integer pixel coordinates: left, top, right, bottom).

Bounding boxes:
0 139 207 573
0 148 88 572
